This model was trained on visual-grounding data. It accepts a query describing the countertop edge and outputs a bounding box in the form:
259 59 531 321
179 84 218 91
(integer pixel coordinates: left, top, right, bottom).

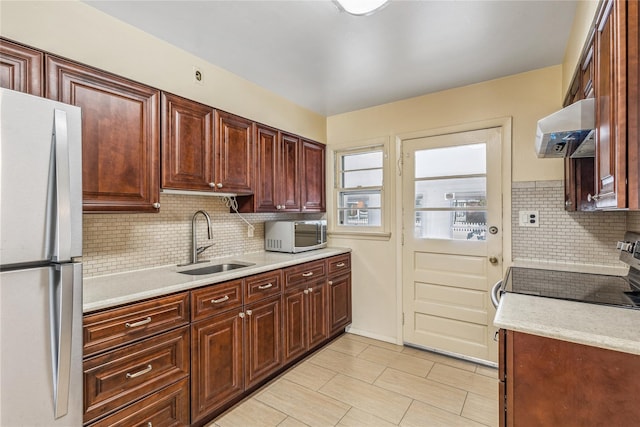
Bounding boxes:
494 293 640 356
83 247 351 313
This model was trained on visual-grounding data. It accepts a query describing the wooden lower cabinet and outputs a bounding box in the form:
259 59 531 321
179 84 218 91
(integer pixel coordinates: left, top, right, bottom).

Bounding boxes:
86 378 190 427
245 295 282 389
500 329 640 426
83 326 190 424
328 272 352 337
191 308 244 422
283 280 328 364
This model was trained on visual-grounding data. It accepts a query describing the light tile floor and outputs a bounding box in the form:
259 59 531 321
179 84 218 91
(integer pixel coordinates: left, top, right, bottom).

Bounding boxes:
209 333 499 427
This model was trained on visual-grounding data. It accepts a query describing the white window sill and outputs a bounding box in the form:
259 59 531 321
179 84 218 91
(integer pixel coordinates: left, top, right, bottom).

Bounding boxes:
328 230 392 241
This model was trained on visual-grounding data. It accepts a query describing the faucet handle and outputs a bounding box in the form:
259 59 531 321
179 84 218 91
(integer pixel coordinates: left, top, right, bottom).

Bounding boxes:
196 244 214 255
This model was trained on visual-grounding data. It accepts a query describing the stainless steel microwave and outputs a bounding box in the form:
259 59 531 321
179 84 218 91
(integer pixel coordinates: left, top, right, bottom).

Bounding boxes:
264 220 327 253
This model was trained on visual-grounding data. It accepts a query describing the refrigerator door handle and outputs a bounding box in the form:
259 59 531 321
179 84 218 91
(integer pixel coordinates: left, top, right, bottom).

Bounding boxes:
52 109 72 262
50 263 76 419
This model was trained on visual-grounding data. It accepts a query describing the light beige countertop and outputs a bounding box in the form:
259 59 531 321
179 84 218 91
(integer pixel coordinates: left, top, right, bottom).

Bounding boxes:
494 289 640 356
83 247 351 313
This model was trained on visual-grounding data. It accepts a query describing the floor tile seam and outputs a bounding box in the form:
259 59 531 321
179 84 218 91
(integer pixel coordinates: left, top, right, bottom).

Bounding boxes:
276 415 311 427
396 398 416 427
333 404 355 427
460 391 495 427
423 373 498 400
372 369 468 416
428 362 499 388
285 366 340 392
317 372 414 420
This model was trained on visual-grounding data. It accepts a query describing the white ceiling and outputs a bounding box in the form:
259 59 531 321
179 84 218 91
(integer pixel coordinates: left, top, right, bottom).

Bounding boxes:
84 0 578 116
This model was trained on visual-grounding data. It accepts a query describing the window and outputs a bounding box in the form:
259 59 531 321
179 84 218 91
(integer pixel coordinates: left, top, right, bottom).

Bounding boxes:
334 144 386 233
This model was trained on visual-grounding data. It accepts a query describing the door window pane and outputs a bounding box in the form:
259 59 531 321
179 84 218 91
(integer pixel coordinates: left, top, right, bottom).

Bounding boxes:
415 143 486 178
415 211 487 240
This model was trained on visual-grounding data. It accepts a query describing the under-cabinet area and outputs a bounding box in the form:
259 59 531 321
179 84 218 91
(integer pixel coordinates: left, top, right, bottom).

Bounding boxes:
82 250 351 426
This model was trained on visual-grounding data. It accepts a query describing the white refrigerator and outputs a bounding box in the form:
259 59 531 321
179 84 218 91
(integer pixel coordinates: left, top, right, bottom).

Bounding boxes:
0 88 83 426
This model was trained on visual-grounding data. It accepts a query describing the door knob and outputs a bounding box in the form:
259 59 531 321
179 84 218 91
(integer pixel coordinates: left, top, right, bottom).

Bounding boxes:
489 256 499 264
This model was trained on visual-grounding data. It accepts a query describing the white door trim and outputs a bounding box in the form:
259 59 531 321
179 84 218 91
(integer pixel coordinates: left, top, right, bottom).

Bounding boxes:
394 117 513 345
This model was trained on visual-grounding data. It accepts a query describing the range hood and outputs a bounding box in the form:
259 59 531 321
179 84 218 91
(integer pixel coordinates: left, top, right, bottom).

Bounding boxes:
534 98 595 158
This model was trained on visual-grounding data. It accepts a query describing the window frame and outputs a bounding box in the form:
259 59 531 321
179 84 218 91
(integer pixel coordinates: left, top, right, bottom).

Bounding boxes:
329 138 391 238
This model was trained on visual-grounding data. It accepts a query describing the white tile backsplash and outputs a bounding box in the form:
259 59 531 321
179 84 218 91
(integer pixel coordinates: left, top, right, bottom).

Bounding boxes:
82 194 321 277
512 180 630 268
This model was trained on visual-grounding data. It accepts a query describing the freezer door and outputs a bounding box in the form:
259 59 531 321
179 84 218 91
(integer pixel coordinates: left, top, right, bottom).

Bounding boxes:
0 264 83 426
0 88 82 266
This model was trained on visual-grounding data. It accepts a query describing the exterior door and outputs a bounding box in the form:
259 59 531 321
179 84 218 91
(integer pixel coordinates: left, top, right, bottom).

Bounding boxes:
402 127 502 363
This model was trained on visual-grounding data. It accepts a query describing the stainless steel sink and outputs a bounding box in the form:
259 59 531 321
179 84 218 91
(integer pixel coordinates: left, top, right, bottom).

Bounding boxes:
178 262 254 276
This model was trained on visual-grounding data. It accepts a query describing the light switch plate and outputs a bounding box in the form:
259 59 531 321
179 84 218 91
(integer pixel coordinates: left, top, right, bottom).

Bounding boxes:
519 210 539 227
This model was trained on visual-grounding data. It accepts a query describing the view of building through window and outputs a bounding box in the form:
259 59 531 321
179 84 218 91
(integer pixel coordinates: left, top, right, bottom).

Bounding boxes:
336 147 384 228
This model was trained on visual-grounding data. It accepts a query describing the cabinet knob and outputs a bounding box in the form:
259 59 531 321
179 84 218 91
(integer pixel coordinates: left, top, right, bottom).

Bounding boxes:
152 202 160 209
246 310 253 316
239 312 245 318
565 200 572 207
216 183 223 189
308 287 313 293
328 280 333 285
303 289 309 295
209 182 216 188
588 193 600 202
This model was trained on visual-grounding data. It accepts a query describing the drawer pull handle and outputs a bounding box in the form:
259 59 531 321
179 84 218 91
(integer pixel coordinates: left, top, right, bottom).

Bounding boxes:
302 272 314 277
126 364 152 379
125 317 152 328
336 262 346 267
211 295 230 304
258 283 273 290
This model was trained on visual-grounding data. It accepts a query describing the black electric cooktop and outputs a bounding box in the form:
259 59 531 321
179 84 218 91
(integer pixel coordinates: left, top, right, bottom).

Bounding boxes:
503 267 640 309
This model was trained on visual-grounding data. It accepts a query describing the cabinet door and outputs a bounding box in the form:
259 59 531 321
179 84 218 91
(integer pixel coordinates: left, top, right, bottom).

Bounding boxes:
594 0 627 209
254 124 280 211
283 287 306 364
300 139 326 212
281 133 302 211
46 56 160 212
328 273 352 337
161 92 215 191
191 309 244 422
306 281 328 350
507 331 640 426
245 295 282 389
0 38 43 96
628 0 640 209
215 110 254 194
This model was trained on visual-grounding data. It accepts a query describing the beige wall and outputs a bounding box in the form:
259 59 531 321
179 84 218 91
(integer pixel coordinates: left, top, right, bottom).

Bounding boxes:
0 0 326 143
562 0 600 96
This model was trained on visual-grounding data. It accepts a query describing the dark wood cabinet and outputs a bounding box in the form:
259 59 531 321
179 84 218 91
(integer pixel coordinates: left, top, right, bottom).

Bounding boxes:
83 327 190 424
161 93 215 191
500 330 640 426
283 260 328 363
594 0 627 209
251 126 302 212
563 157 596 211
215 110 254 194
327 255 352 337
300 139 326 212
191 308 244 422
245 295 282 389
0 38 43 96
87 378 190 427
46 55 160 212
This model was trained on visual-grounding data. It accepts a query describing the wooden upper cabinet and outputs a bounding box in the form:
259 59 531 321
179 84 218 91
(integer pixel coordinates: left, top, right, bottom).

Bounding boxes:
281 132 302 211
300 139 326 212
594 0 627 209
215 110 254 194
161 92 215 191
46 55 160 212
252 126 302 212
627 0 639 209
0 38 43 96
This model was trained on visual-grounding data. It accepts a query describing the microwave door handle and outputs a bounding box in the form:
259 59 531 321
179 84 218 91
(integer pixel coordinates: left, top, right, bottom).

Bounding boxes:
52 109 72 262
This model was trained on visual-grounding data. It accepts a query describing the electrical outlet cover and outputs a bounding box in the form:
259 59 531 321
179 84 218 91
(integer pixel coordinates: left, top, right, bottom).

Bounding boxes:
518 210 539 227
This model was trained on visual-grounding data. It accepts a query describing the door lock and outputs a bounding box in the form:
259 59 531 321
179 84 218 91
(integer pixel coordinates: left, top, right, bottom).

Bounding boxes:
488 226 498 235
489 256 499 264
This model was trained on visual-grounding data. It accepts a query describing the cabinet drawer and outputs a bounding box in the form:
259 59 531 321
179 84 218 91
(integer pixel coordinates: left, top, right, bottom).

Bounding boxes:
327 254 351 276
87 378 189 427
191 279 243 321
83 292 190 357
245 270 283 304
284 260 326 288
84 327 190 424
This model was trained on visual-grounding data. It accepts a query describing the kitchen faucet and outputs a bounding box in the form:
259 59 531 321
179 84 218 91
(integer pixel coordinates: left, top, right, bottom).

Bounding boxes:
191 210 213 264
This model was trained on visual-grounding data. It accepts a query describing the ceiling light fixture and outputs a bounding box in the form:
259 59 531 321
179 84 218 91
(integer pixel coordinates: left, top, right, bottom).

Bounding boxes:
334 0 390 16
